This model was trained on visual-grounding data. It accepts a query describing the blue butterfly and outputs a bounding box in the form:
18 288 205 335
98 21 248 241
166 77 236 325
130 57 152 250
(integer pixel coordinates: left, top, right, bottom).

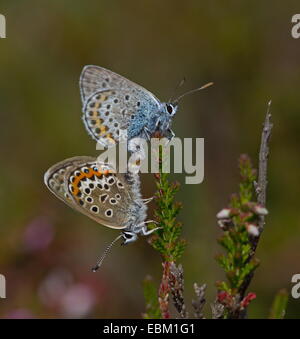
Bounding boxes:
80 65 212 148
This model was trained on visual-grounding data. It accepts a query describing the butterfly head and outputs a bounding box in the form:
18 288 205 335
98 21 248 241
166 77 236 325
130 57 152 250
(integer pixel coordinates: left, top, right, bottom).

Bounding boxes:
156 102 178 135
121 231 138 245
164 102 178 117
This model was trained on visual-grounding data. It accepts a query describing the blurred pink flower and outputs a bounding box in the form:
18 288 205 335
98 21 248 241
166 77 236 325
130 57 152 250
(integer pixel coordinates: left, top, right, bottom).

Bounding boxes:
38 268 73 308
23 216 55 252
6 308 34 319
60 283 95 318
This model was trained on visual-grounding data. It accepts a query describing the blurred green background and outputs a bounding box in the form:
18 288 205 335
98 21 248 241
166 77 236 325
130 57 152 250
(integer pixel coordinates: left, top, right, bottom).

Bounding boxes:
0 0 300 318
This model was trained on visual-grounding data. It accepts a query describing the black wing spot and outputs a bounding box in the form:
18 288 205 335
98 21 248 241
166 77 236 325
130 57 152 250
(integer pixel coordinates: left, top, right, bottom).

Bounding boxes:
100 194 108 202
105 209 113 217
91 205 99 213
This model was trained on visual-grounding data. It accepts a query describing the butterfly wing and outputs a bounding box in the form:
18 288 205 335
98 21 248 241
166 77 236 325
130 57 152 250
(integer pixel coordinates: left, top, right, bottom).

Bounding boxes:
44 156 95 210
63 158 145 230
80 65 160 104
80 66 161 147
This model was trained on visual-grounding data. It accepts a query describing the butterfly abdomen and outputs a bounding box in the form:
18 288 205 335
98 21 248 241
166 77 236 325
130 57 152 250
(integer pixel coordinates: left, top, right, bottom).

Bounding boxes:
125 201 147 232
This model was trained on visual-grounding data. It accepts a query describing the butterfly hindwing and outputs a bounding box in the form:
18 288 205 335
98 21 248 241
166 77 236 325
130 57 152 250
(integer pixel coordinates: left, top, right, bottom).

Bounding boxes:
44 156 95 208
63 158 143 230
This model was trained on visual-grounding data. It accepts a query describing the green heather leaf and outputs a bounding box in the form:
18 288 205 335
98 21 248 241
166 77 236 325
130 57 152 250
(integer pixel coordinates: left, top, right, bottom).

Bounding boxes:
269 289 288 319
142 276 161 319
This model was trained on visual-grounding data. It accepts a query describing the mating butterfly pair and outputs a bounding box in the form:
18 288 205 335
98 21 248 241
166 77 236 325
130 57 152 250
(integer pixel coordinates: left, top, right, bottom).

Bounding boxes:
44 66 211 269
44 66 181 270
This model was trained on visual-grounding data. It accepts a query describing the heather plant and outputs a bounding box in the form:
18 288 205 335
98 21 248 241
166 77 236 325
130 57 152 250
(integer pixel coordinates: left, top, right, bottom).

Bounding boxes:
142 104 287 319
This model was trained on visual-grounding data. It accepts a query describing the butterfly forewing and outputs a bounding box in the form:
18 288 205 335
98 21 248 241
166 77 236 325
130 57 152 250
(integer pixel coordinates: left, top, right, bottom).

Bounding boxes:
80 65 160 104
80 66 161 146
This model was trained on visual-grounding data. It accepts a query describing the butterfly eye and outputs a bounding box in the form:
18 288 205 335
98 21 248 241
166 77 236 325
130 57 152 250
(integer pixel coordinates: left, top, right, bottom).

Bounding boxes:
166 104 173 114
123 232 133 239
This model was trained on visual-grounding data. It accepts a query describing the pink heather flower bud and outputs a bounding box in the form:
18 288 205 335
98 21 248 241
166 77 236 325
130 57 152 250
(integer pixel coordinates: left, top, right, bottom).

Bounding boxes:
217 291 230 302
240 292 256 309
246 224 259 237
254 205 268 216
216 209 231 219
154 173 160 180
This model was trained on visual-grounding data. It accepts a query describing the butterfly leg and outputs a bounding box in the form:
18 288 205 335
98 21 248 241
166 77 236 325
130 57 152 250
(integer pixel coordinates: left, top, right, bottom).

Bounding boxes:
143 127 151 141
142 197 154 204
139 220 162 236
155 118 161 128
141 226 162 236
137 197 154 208
143 220 158 225
166 128 175 141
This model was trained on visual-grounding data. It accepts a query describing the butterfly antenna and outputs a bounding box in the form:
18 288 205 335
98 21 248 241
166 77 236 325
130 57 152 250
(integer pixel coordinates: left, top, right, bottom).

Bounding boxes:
92 233 123 272
169 77 186 102
173 82 214 104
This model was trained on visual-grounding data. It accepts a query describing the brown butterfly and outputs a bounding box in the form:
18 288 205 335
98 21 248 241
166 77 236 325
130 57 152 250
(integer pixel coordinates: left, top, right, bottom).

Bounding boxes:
44 156 159 270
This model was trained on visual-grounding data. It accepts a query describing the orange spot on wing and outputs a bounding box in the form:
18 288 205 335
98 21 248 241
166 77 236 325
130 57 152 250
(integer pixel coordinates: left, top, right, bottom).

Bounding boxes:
106 133 116 144
72 172 85 196
100 125 108 135
71 168 97 196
